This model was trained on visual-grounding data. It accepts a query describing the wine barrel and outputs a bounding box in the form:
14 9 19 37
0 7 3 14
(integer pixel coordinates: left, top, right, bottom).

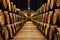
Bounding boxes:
16 15 18 22
40 22 44 32
48 25 56 40
56 0 60 7
17 15 19 21
2 27 9 40
7 25 13 39
11 2 14 12
0 10 5 25
45 12 48 23
16 22 19 31
42 14 45 23
4 11 10 24
44 24 50 38
11 24 16 36
13 14 16 23
15 14 17 22
46 0 50 11
50 0 55 9
39 14 42 22
43 4 45 12
0 0 7 9
42 5 44 13
14 5 16 13
47 11 53 24
52 9 60 25
43 24 46 35
9 13 14 24
50 0 60 9
37 16 39 21
44 3 46 12
9 13 16 35
38 15 41 22
14 23 17 32
6 0 11 11
16 15 18 31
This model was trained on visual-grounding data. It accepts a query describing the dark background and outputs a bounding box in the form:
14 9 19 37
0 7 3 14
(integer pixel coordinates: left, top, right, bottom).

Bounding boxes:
11 0 47 10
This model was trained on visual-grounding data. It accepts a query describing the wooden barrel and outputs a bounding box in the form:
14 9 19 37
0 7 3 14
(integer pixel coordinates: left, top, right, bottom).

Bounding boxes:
43 24 46 35
0 0 7 9
11 2 14 12
6 0 11 11
16 22 19 31
44 24 50 38
16 15 17 22
14 5 16 13
7 25 13 39
19 16 20 22
2 27 9 40
52 9 60 25
17 15 20 22
9 13 14 24
9 13 16 35
50 0 60 9
48 25 56 40
0 10 5 25
40 23 43 32
14 23 17 32
42 14 45 23
43 4 45 12
11 24 16 36
45 12 48 23
13 14 16 23
4 11 10 24
56 0 60 7
40 14 43 22
47 11 53 24
38 15 41 22
50 0 55 9
16 15 18 22
37 16 39 21
46 0 50 11
44 3 46 12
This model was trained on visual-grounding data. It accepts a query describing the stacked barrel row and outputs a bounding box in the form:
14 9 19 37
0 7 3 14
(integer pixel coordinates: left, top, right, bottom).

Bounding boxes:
0 0 26 40
31 0 60 40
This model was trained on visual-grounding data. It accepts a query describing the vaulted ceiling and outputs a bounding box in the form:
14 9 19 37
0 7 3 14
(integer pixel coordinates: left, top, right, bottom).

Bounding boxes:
11 0 47 10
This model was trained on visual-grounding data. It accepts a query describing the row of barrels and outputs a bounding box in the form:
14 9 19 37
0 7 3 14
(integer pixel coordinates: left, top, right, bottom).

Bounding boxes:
33 9 60 25
0 9 26 40
0 0 26 40
31 8 60 40
33 0 60 16
0 0 16 12
32 20 58 40
0 0 24 16
31 0 60 40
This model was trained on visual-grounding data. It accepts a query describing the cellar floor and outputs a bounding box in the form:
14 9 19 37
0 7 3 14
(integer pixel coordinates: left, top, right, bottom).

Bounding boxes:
13 21 46 40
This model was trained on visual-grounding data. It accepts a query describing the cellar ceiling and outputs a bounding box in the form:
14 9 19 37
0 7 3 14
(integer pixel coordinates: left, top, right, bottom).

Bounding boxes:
11 0 47 10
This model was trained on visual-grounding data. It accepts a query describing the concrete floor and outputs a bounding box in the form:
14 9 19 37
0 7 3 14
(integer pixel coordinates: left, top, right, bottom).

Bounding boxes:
13 21 46 40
